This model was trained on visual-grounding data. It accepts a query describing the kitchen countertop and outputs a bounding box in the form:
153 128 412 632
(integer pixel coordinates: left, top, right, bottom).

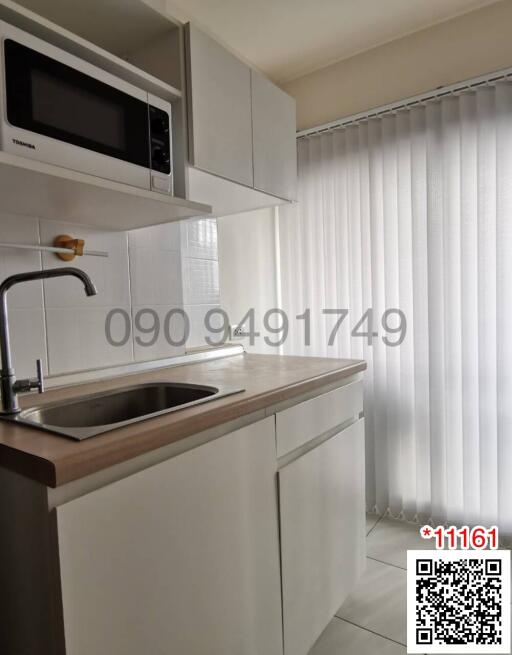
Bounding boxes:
0 352 365 487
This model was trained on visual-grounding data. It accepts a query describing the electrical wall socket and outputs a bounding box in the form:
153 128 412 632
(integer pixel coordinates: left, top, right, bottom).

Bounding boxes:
231 324 247 339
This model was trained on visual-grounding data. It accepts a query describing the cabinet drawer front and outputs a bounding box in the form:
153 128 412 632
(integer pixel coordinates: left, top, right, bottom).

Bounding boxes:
279 419 366 655
276 380 363 457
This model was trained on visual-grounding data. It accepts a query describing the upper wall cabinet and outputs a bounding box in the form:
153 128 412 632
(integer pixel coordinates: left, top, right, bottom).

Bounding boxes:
5 2 297 224
251 70 297 201
185 23 297 213
185 24 253 187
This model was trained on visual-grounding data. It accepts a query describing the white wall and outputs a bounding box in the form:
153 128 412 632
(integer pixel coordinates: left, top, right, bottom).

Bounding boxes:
284 0 512 130
217 207 277 355
0 214 218 379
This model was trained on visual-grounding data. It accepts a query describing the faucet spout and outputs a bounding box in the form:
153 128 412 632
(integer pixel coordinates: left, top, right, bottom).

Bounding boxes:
0 267 98 414
0 267 98 298
66 267 97 297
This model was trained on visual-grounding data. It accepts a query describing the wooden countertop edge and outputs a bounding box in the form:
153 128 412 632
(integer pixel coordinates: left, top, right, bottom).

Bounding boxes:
0 443 58 486
0 359 366 488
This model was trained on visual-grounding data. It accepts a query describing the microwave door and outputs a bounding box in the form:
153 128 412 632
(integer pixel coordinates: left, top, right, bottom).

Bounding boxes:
2 38 151 189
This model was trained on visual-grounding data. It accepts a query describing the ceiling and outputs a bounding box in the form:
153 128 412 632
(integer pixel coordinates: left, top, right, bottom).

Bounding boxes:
164 0 498 83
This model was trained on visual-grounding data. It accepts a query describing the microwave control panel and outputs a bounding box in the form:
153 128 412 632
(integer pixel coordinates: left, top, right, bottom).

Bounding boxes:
149 105 171 176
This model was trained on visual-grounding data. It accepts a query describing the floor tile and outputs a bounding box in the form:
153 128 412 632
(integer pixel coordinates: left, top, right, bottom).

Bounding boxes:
366 513 382 536
309 618 406 655
366 517 432 569
336 558 406 645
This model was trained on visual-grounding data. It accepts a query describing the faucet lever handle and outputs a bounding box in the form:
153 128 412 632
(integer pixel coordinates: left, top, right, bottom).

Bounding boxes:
35 358 44 394
12 359 45 396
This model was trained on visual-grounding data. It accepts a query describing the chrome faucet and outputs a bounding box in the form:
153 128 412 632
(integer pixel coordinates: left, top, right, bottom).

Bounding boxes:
0 267 98 415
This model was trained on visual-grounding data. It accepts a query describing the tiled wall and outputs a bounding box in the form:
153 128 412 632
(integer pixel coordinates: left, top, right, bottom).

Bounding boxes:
181 217 221 348
129 221 184 363
0 213 219 379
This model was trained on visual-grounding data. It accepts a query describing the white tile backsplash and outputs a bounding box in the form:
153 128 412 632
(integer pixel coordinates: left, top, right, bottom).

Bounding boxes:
129 247 182 306
185 304 223 349
46 306 133 375
181 218 220 348
132 305 186 362
181 217 218 260
9 308 48 378
183 257 220 306
0 214 43 309
128 222 181 251
0 213 219 379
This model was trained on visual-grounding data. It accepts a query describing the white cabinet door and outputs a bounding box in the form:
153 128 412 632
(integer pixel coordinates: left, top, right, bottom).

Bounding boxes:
186 24 253 187
56 417 283 655
279 419 366 655
251 70 297 200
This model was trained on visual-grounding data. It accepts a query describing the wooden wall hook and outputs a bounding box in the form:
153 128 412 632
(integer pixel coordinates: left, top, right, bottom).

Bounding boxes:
53 235 85 261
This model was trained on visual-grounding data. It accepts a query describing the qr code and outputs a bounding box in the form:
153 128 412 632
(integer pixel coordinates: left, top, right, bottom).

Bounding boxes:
407 550 511 653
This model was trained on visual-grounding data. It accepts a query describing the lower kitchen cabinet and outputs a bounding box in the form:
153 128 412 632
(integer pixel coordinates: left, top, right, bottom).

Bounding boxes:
55 417 283 655
49 382 365 655
279 419 366 655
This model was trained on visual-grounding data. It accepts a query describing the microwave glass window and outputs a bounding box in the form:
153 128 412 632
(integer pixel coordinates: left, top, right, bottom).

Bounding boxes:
31 70 126 151
5 39 149 168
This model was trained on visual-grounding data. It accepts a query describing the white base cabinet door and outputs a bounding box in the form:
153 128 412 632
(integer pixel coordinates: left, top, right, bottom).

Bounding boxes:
56 417 283 655
279 419 366 655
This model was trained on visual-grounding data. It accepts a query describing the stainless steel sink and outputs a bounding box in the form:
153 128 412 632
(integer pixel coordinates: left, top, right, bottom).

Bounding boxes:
4 382 244 440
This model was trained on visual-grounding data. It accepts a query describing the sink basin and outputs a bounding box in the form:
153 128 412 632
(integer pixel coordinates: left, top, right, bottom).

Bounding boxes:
5 382 244 441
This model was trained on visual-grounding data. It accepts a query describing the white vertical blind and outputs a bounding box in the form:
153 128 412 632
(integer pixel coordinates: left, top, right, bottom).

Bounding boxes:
279 83 512 534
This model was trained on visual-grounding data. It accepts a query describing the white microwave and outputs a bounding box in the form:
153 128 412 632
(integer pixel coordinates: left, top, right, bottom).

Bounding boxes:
0 20 173 194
